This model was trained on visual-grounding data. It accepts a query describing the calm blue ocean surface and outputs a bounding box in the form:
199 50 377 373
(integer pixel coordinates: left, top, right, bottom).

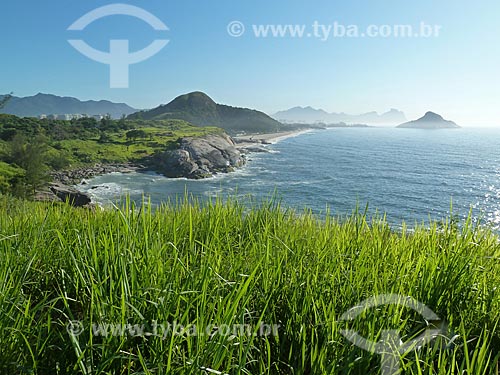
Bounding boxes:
78 128 500 229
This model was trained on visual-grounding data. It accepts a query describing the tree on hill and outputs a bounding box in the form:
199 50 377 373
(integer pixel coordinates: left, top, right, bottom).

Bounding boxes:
9 134 49 197
126 129 148 141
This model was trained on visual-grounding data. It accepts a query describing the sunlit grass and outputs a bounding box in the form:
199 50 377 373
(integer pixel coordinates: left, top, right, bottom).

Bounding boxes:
0 196 499 374
55 123 223 166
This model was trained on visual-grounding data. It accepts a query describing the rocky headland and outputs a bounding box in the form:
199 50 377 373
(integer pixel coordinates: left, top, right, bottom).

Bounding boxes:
43 133 245 206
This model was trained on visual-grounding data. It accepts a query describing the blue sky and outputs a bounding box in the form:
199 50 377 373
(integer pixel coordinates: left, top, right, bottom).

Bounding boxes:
1 0 499 126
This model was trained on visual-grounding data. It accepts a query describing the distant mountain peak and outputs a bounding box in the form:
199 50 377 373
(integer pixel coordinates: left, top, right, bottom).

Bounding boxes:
175 91 214 101
128 91 283 133
273 106 330 121
168 91 217 109
421 111 444 120
0 93 137 118
273 106 406 125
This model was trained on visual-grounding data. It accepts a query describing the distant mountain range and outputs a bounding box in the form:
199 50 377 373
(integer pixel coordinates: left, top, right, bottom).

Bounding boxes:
8 92 460 132
128 92 283 133
273 106 407 125
0 93 137 119
397 112 460 129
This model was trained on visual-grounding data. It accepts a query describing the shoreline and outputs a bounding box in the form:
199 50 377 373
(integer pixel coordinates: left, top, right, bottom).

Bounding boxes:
47 129 315 206
50 163 145 186
233 128 314 149
52 129 314 186
39 163 146 207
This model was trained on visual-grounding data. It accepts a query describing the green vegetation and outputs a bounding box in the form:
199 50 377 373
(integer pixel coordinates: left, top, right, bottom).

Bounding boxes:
8 134 51 195
1 197 499 374
129 91 284 134
0 114 221 196
0 161 23 193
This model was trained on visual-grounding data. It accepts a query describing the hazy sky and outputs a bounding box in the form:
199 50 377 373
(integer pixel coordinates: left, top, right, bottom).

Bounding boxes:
1 0 499 126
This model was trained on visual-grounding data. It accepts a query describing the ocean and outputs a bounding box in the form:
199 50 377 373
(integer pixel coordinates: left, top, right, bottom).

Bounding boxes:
78 128 500 230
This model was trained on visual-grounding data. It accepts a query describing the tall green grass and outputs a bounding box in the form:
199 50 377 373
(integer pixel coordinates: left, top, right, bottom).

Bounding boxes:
0 195 499 374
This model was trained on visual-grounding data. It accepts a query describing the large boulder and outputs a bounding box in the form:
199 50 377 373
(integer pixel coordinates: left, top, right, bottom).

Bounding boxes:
153 134 245 179
156 149 204 178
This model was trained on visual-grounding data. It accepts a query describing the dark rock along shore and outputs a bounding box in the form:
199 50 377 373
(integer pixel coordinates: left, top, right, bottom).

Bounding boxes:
50 164 141 186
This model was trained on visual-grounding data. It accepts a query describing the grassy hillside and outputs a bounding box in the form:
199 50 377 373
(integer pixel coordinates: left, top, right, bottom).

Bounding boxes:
136 91 221 126
0 114 222 195
129 92 284 134
0 197 499 374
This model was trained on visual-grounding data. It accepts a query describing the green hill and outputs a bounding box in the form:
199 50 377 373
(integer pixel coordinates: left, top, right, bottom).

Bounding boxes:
128 92 283 133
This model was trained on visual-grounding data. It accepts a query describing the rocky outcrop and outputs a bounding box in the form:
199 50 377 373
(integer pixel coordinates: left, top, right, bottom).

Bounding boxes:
48 135 244 184
50 183 92 207
153 134 245 179
33 135 244 208
34 183 92 207
51 163 140 185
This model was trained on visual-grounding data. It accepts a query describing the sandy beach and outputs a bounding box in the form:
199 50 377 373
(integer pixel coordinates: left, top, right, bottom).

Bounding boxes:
233 129 314 149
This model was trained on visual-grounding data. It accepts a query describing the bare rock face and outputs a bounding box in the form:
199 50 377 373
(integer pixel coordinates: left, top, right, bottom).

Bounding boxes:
153 134 245 179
